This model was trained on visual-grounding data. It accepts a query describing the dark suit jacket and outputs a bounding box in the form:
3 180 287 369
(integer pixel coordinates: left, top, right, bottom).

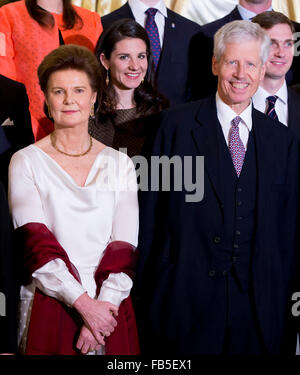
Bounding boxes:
291 83 300 95
0 75 34 189
194 6 300 99
0 181 18 353
288 87 300 140
100 2 202 106
137 95 300 355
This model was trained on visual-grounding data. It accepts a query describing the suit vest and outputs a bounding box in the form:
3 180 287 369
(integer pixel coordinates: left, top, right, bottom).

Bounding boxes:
213 124 257 290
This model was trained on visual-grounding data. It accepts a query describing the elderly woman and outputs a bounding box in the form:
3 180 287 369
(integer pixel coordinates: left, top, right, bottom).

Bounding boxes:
8 44 139 355
89 18 168 158
0 0 102 140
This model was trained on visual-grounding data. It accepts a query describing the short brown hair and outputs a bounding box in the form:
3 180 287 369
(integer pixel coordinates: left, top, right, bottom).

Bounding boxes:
38 44 101 93
252 11 295 34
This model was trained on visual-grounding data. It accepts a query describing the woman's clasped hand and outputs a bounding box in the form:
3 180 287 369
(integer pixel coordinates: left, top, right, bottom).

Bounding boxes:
74 293 119 354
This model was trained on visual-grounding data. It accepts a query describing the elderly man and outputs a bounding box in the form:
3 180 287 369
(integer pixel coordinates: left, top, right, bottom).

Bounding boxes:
252 11 300 140
194 0 300 100
137 20 299 355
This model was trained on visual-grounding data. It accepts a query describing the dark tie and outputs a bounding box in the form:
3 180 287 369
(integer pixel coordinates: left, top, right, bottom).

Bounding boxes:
145 8 161 70
229 116 246 177
266 95 278 120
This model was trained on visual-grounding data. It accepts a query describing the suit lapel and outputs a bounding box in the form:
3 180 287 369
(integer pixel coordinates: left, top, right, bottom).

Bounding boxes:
0 126 10 154
251 108 277 254
191 96 224 205
119 3 135 18
157 10 175 74
287 88 300 140
230 6 243 21
288 89 295 131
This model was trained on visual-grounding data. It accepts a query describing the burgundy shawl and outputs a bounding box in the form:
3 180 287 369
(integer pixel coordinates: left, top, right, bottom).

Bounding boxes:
15 222 140 355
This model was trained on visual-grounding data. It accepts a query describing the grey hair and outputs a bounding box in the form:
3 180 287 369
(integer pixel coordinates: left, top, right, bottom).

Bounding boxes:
213 20 271 64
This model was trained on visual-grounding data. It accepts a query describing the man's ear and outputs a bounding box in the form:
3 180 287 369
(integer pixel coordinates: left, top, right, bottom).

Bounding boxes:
212 55 218 77
259 62 266 82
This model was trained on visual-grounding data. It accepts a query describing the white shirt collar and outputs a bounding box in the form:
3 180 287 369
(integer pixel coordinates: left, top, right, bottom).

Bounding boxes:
254 81 288 106
216 92 253 132
128 0 168 18
273 80 288 104
237 4 272 20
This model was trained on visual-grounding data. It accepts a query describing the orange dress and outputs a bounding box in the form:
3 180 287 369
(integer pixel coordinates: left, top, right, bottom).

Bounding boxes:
0 1 102 140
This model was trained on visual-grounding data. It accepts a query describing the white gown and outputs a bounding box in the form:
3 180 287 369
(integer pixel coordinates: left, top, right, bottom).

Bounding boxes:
8 145 139 353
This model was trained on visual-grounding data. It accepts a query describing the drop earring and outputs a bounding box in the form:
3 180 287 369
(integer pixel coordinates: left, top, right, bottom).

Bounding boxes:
106 70 109 86
90 103 95 118
47 104 52 119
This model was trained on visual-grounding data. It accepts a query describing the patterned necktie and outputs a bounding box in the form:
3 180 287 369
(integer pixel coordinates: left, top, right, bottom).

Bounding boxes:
229 116 246 177
266 95 278 120
145 8 161 70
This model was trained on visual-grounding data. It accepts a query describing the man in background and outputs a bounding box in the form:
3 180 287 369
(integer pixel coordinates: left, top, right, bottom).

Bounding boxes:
194 0 300 99
252 11 300 140
0 74 34 190
0 74 32 354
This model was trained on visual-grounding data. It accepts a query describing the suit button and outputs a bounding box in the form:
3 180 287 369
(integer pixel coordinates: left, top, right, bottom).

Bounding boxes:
232 256 238 262
233 243 239 249
237 188 242 192
209 270 216 277
222 270 227 276
237 216 243 220
237 201 242 206
236 230 241 235
214 236 221 244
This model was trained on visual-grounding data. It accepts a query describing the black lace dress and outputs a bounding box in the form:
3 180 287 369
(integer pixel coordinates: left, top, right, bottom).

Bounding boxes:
89 108 148 158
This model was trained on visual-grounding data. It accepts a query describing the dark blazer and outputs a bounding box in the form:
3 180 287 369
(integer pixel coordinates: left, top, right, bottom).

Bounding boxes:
0 181 18 353
100 2 202 106
194 6 300 99
291 83 300 95
201 5 242 38
288 87 300 140
0 75 34 189
137 95 299 355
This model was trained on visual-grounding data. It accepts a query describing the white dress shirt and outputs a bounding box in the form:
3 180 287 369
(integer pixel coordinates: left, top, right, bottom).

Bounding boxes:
128 0 167 47
216 92 253 150
237 4 272 20
252 82 288 126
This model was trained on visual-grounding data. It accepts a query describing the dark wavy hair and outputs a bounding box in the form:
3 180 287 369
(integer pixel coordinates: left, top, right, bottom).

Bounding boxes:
25 0 82 30
95 18 168 121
